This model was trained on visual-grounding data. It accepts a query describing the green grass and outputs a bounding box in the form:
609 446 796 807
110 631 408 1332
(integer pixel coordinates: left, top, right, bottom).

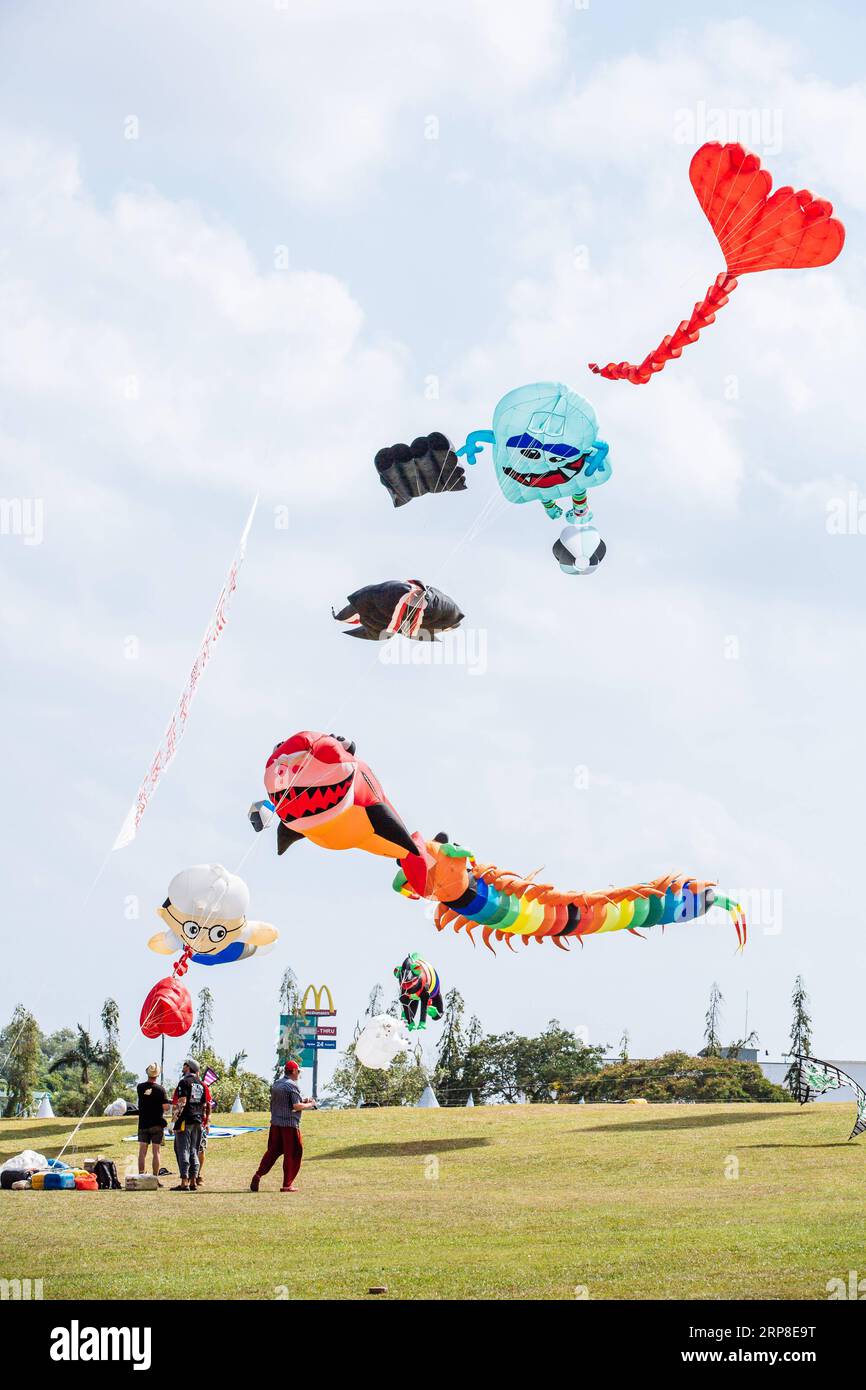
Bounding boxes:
1 1103 864 1300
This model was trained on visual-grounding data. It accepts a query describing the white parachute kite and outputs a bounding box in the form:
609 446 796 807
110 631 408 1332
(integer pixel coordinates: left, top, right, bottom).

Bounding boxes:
354 1015 411 1071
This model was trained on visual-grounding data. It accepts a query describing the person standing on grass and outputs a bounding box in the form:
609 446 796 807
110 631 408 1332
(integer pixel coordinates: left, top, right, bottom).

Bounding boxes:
194 1068 215 1186
171 1060 209 1192
136 1063 169 1183
250 1060 316 1193
171 1061 214 1185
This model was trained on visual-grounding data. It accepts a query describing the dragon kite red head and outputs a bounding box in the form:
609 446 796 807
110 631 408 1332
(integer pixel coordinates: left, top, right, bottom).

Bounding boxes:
250 730 421 861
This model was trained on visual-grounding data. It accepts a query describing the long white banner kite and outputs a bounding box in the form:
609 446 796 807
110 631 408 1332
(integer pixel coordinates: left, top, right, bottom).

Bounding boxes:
112 496 258 851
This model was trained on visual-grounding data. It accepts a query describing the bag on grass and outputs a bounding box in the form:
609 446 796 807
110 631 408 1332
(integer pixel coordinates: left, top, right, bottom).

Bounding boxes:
93 1159 121 1190
1 1169 31 1190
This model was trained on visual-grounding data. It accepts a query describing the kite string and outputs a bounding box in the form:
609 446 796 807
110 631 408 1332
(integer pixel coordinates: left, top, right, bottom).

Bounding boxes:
53 991 169 1165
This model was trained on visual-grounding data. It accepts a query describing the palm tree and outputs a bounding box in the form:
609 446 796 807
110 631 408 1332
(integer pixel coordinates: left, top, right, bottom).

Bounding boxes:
229 1050 248 1073
49 1026 105 1085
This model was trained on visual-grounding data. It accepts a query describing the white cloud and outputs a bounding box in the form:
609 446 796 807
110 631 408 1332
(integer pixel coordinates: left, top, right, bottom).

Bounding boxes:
0 132 414 499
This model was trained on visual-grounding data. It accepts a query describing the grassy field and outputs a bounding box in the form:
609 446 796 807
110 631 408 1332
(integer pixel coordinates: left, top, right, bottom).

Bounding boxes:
1 1102 865 1300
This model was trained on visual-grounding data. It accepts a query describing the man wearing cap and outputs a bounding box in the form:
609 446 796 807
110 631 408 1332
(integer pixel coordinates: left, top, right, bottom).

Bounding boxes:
136 1063 169 1183
250 1060 316 1193
171 1060 209 1192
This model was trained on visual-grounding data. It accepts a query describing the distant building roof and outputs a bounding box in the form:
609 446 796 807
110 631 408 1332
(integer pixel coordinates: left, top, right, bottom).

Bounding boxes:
697 1047 758 1062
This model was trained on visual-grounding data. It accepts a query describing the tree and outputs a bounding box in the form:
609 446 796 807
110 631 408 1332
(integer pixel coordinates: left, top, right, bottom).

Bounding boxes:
100 998 122 1089
433 988 467 1105
363 983 385 1025
618 1029 630 1062
38 1010 135 1116
279 968 301 1016
2 1006 40 1117
575 1051 793 1104
703 983 724 1057
785 976 812 1093
459 1021 606 1105
516 1021 606 1103
39 1028 76 1080
326 1041 429 1108
460 1014 485 1105
276 968 304 1078
48 1026 105 1086
190 988 214 1057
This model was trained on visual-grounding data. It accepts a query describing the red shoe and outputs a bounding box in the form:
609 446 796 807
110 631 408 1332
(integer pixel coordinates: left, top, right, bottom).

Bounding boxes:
280 1185 299 1192
249 1175 260 1192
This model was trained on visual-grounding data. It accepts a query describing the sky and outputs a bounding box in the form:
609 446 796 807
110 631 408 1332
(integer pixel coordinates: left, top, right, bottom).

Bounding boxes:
1 0 864 1094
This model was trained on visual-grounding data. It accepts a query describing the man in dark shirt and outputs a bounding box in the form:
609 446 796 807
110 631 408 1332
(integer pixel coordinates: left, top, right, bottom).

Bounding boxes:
136 1064 169 1181
171 1065 214 1186
250 1060 316 1193
172 1060 209 1192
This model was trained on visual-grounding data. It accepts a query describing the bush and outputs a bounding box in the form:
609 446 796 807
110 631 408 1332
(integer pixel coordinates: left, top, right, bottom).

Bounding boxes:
566 1051 793 1104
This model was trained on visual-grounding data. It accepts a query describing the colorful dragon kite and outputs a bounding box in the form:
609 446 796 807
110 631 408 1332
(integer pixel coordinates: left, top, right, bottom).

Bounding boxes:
249 732 745 954
393 833 745 953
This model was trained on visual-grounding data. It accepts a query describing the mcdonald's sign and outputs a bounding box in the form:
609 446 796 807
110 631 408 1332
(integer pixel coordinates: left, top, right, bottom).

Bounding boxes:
301 983 336 1017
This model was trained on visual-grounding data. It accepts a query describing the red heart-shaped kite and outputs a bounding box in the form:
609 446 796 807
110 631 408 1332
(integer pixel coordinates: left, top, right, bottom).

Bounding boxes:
589 142 845 384
690 142 845 275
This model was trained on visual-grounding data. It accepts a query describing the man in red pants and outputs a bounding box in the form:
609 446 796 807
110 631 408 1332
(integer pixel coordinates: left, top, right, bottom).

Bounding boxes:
250 1059 316 1193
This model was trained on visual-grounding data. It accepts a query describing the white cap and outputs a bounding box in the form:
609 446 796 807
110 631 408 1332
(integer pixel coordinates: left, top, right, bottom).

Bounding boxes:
166 864 249 922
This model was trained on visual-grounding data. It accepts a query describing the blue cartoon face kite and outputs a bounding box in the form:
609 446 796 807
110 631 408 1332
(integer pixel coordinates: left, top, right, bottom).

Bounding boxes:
488 382 610 505
373 379 611 577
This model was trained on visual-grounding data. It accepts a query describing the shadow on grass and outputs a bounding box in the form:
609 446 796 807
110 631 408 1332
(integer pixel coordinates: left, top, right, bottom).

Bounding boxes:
0 1118 119 1159
310 1137 491 1160
743 1142 854 1149
579 1110 798 1134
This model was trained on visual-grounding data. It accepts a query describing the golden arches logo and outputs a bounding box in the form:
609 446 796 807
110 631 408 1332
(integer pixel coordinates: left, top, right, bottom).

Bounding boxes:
301 983 335 1015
